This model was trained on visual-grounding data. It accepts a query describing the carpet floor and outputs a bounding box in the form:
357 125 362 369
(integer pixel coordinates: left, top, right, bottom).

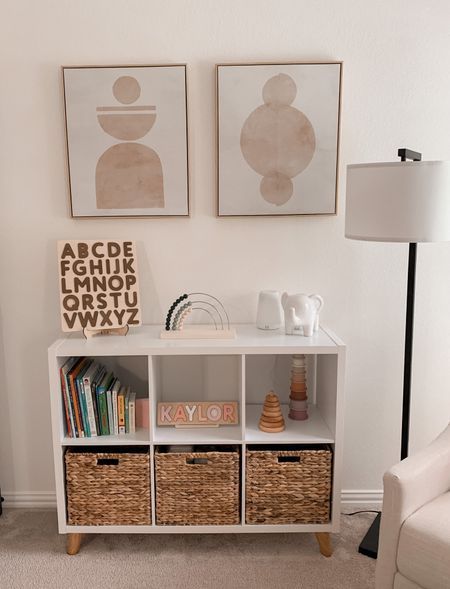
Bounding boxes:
0 509 377 589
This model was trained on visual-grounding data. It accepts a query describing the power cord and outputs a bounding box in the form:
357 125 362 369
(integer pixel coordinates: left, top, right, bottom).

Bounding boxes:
344 510 381 516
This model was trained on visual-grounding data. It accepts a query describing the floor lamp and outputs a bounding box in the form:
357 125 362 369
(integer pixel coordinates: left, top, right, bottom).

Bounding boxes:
345 148 450 558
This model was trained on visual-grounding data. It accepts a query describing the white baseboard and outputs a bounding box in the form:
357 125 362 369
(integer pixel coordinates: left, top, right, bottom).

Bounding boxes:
2 492 57 509
2 490 383 509
341 490 383 505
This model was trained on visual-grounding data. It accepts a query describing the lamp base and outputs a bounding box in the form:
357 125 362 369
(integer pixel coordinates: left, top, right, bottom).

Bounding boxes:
358 512 381 559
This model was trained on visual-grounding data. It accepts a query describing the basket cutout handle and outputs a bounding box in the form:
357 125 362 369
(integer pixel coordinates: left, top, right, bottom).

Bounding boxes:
186 457 208 465
277 455 301 463
97 458 119 466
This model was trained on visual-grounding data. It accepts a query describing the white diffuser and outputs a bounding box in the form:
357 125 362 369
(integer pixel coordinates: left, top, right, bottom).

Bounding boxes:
256 290 283 330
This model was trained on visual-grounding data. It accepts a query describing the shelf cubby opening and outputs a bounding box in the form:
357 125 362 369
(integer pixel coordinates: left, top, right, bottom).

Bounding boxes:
152 354 241 402
151 355 243 444
58 354 150 445
244 354 336 444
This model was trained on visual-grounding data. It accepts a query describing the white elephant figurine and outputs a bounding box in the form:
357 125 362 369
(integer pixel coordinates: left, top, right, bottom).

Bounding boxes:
281 293 324 336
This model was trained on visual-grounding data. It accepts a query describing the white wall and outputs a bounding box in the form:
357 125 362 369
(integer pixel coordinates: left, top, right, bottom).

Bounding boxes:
1 0 449 504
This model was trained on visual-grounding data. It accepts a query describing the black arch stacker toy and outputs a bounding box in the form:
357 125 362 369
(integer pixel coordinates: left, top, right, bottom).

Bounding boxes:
160 293 235 339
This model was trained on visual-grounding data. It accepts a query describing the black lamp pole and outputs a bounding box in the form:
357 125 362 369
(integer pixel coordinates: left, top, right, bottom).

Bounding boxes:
358 147 422 558
399 147 422 459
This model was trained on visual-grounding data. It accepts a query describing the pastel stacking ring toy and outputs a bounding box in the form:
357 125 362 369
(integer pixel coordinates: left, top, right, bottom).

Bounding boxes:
288 408 308 421
290 399 307 411
289 354 308 420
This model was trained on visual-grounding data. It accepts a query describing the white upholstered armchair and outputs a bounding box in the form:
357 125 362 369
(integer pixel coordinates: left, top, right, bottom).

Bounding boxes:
375 423 450 589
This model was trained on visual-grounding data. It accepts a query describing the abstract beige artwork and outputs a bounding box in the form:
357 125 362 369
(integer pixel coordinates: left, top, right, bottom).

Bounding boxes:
217 62 342 216
96 75 164 209
63 65 188 217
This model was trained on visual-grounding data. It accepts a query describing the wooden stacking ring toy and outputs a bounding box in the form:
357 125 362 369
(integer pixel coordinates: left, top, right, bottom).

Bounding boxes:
258 391 285 433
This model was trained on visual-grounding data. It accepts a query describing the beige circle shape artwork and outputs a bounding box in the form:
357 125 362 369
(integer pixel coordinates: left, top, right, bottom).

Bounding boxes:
240 74 316 206
95 76 164 209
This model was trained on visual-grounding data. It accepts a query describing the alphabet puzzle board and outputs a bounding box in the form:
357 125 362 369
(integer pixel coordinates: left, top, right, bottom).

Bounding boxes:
58 240 141 332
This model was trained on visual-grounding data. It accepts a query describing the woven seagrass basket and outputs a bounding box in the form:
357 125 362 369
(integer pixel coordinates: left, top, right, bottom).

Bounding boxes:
155 447 240 525
246 446 332 525
65 447 151 526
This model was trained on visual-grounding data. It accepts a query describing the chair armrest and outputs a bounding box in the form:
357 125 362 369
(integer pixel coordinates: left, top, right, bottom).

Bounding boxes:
376 423 450 589
386 423 450 519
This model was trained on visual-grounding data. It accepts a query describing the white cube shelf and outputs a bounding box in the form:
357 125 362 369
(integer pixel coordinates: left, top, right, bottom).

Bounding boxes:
49 324 345 536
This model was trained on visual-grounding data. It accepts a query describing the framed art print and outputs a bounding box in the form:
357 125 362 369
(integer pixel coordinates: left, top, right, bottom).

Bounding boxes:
216 62 342 216
63 65 189 218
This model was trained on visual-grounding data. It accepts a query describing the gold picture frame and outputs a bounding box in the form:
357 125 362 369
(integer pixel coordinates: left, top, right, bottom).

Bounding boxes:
216 61 342 217
62 64 190 219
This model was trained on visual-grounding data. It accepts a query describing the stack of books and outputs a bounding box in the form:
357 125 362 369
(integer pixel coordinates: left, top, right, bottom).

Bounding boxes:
60 357 138 438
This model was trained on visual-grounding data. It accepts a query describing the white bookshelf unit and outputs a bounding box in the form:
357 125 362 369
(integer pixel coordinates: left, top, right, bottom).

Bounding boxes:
48 324 345 556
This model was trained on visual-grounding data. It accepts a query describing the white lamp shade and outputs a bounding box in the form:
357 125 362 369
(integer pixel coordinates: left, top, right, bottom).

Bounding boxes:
345 161 450 242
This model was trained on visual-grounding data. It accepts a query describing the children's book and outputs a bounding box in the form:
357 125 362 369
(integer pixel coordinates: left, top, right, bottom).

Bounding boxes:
125 386 131 434
106 377 117 438
82 361 100 437
68 357 90 437
111 379 121 436
97 371 114 435
60 357 78 437
91 365 106 433
128 392 136 434
76 359 93 437
118 386 126 434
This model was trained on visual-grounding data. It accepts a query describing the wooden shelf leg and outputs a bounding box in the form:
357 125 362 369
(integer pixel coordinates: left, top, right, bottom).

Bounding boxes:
66 533 82 555
315 532 333 557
